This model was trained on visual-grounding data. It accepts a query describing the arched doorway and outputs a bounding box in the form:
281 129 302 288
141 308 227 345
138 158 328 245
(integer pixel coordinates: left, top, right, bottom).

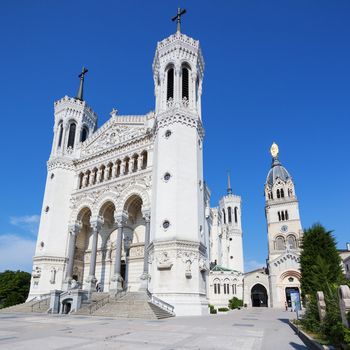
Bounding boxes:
61 298 73 314
251 284 268 307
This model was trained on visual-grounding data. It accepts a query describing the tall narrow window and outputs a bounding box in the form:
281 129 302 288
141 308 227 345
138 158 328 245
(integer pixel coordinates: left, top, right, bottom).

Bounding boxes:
182 67 189 99
278 211 281 221
281 211 285 221
167 68 174 100
81 127 88 142
67 122 76 149
222 209 226 224
277 189 280 198
214 284 217 294
228 207 232 224
234 207 238 223
141 151 148 169
281 189 284 198
57 123 63 148
285 210 289 220
224 284 227 294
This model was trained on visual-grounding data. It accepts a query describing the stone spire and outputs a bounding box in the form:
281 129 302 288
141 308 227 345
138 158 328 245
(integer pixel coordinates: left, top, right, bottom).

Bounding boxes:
76 67 88 101
227 171 233 195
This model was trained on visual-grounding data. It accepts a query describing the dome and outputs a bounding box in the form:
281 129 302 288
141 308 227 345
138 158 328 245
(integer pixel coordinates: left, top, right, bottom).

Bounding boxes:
266 157 291 188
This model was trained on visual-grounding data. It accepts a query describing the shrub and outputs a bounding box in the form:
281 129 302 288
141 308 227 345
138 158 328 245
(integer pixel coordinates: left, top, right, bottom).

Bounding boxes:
218 307 229 312
228 297 243 310
208 304 217 314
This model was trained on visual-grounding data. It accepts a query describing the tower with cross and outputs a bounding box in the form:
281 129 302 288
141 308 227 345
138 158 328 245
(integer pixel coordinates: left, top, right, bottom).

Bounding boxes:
149 9 208 315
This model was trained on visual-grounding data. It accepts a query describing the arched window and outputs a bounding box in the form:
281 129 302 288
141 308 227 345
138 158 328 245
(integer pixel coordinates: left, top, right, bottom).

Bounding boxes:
107 163 113 180
80 127 88 142
287 235 297 249
57 122 63 148
124 158 130 174
214 279 220 294
182 66 189 100
280 189 284 198
67 122 76 149
141 151 148 169
78 173 84 189
277 189 280 199
92 168 98 185
276 236 285 250
285 210 289 220
167 67 174 100
100 165 105 182
232 284 237 294
222 209 226 224
116 160 121 177
234 207 238 223
228 207 232 224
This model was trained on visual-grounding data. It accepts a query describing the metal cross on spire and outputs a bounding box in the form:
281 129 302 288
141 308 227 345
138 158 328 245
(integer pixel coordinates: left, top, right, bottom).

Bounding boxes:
76 66 88 101
172 7 186 32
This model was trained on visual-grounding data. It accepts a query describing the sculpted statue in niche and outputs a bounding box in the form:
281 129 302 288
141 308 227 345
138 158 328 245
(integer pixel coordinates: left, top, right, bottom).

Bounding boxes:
157 251 173 270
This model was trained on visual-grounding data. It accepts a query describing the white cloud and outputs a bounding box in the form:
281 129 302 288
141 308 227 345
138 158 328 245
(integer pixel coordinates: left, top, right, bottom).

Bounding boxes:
10 215 40 234
244 259 266 272
0 234 36 273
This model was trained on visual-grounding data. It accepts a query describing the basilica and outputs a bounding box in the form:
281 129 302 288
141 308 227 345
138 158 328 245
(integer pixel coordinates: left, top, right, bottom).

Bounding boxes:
27 11 303 316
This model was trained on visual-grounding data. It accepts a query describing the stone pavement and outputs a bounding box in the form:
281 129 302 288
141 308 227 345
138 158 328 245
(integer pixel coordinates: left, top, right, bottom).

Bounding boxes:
0 308 308 350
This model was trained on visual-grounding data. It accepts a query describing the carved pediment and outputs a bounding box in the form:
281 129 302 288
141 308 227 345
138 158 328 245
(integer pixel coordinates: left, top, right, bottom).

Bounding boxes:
81 123 148 156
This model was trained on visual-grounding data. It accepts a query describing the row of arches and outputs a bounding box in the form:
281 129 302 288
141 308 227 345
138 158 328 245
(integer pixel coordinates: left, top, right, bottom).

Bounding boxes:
213 278 238 295
267 187 294 200
57 120 89 151
166 63 191 101
78 151 148 190
278 210 289 221
67 194 150 292
275 234 297 250
222 206 238 225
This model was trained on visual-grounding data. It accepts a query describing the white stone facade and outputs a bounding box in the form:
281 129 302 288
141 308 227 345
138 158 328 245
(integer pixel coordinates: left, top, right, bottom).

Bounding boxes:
28 28 246 316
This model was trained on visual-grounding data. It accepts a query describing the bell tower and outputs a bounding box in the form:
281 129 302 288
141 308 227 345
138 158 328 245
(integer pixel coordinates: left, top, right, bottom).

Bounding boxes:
264 143 303 261
149 9 207 316
28 69 98 299
218 173 244 272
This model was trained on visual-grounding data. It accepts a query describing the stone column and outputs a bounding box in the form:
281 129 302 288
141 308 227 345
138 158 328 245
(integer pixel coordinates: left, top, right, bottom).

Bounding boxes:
139 212 151 291
85 216 104 291
89 171 95 186
121 161 126 175
83 173 89 188
112 163 118 178
138 155 143 171
110 212 127 292
63 222 82 290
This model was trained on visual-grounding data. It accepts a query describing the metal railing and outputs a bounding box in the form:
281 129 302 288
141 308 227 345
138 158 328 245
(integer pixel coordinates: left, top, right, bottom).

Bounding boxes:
147 290 175 315
88 294 110 314
31 294 50 312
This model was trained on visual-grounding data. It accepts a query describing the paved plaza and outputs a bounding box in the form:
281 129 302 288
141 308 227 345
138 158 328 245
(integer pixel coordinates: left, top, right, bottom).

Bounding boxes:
0 308 307 350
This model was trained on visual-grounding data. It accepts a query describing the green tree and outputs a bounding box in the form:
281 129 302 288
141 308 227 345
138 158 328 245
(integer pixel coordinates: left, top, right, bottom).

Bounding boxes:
299 224 348 347
300 223 343 300
0 270 31 309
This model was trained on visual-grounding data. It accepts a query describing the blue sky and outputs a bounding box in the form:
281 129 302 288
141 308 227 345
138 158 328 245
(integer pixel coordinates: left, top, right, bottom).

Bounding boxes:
1 1 349 273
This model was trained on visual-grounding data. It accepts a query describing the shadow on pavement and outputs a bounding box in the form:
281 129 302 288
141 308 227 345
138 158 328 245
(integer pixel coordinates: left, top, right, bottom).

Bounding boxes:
278 318 291 324
289 341 308 349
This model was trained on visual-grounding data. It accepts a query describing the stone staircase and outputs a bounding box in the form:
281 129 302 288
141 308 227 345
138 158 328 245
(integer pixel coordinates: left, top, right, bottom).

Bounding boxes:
82 292 174 319
0 297 50 314
73 292 110 315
